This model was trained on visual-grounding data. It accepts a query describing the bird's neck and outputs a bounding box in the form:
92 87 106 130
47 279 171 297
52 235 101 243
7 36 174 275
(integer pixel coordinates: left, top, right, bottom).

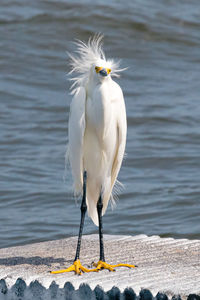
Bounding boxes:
86 76 111 98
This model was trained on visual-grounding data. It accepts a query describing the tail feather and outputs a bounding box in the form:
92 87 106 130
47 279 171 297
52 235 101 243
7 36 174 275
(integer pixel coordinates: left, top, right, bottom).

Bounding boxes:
86 197 98 226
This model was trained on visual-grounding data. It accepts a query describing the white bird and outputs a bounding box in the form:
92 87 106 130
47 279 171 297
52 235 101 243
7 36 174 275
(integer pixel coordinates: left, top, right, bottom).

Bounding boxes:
51 35 136 275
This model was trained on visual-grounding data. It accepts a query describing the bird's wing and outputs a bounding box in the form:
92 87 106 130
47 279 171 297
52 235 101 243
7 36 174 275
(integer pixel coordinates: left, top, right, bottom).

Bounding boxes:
68 87 86 195
111 88 127 191
102 85 126 217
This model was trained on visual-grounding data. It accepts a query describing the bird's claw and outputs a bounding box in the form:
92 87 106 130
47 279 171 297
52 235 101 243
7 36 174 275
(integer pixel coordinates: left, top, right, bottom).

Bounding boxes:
50 259 97 275
93 260 115 272
92 260 137 272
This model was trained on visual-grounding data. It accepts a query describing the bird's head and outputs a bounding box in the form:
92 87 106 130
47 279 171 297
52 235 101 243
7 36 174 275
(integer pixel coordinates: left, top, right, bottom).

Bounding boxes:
69 34 126 94
93 59 112 81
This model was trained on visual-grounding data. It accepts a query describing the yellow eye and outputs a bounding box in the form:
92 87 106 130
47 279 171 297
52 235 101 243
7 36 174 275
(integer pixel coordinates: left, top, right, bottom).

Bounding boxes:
107 68 111 74
95 66 101 73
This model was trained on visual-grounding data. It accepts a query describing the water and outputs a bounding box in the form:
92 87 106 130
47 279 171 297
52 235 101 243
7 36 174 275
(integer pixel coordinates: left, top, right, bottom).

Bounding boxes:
0 0 200 249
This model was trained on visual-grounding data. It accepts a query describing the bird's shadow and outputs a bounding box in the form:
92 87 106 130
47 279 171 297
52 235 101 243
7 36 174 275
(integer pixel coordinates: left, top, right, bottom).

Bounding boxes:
0 256 73 267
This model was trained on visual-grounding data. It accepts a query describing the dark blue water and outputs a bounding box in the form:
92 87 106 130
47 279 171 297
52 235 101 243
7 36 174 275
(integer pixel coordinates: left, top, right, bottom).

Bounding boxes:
0 0 200 248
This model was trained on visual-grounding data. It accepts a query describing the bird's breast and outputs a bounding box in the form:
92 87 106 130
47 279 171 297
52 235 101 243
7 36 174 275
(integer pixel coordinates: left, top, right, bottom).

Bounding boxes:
85 83 113 140
83 82 118 170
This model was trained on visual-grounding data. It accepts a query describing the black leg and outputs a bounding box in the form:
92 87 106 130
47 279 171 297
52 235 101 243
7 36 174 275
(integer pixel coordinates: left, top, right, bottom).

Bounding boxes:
97 194 105 262
74 171 87 261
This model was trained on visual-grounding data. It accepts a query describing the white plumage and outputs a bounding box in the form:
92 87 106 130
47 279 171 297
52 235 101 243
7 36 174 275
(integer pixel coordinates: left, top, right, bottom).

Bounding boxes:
68 35 127 226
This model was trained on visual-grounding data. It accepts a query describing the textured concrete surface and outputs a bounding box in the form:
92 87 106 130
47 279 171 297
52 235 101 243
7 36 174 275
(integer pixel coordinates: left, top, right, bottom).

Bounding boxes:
0 234 199 297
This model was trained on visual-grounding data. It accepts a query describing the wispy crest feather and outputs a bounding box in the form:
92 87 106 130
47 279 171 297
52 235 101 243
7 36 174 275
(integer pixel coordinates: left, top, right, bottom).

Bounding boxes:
68 34 125 94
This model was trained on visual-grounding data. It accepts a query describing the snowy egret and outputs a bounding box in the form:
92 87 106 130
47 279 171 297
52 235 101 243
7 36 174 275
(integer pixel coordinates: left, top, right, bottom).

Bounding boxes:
51 35 136 275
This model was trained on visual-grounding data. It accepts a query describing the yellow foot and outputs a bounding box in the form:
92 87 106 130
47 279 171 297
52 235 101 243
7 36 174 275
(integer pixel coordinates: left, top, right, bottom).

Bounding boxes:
50 259 97 275
93 260 137 272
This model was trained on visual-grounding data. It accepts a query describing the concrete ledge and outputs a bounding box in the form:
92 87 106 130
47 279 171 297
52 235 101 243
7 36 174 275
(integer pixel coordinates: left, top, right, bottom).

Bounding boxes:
0 234 200 299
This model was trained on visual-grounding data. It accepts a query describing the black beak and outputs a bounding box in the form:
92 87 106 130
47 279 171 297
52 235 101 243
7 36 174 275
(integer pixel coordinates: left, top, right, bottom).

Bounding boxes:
99 68 108 77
